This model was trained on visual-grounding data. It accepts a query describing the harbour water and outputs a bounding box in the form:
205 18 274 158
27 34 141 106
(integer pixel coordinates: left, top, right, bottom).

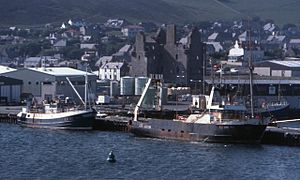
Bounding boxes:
1 123 300 180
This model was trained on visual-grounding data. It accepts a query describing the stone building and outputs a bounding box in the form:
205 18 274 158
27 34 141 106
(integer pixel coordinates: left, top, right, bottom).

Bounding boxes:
129 24 206 86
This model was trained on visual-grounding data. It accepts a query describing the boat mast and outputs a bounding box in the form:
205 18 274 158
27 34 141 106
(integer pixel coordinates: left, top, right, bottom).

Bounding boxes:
84 65 88 110
248 21 254 118
66 77 85 106
133 78 152 121
134 78 152 121
278 78 281 101
65 65 89 109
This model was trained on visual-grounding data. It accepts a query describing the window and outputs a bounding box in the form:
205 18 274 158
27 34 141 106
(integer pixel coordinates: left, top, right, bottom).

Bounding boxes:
269 86 276 95
43 81 52 85
176 66 180 74
28 81 31 85
36 82 39 85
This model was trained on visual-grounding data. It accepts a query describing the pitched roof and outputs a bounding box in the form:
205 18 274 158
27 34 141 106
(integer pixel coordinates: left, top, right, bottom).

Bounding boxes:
118 44 131 53
179 37 188 44
208 33 218 41
263 23 276 32
269 60 300 68
95 56 113 67
0 65 17 74
100 62 124 69
267 35 286 42
206 42 223 52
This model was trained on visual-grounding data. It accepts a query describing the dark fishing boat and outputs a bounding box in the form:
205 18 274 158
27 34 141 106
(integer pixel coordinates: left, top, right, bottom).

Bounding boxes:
129 80 269 144
17 68 96 130
254 100 290 120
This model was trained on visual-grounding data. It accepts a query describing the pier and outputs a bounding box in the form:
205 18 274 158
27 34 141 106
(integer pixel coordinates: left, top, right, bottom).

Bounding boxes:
0 113 17 123
262 126 300 146
93 115 130 132
0 106 22 124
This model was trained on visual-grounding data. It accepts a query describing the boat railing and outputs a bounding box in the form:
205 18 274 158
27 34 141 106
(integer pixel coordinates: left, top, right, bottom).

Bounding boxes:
266 100 288 107
28 105 84 114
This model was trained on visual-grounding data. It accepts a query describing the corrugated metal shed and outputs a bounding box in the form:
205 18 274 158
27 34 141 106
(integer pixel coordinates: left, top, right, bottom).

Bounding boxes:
0 76 22 85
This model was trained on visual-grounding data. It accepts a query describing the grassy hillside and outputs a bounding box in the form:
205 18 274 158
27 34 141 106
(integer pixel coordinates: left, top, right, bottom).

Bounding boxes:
1 0 300 26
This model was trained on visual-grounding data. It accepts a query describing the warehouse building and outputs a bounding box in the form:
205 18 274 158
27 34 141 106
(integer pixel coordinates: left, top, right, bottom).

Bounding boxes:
2 67 97 104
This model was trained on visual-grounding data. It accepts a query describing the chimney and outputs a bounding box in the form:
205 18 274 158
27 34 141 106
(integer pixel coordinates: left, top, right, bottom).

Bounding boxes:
166 24 176 45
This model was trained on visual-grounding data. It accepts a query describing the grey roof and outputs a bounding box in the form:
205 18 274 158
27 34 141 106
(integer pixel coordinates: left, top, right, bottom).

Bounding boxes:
100 62 124 69
267 35 285 42
80 44 97 49
263 23 275 32
118 44 131 53
179 37 188 45
28 67 95 76
238 31 247 41
290 39 300 44
145 36 156 43
95 56 113 67
208 33 218 40
206 42 223 52
25 57 41 63
53 39 67 47
58 60 81 66
269 60 300 68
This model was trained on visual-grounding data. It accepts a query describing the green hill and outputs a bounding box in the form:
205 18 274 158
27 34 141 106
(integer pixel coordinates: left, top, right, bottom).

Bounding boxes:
1 0 300 26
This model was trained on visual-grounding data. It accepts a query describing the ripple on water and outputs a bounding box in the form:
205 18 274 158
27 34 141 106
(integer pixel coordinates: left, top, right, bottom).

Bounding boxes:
1 124 300 179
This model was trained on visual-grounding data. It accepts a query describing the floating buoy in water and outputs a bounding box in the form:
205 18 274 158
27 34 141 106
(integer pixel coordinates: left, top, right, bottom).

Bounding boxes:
107 151 116 163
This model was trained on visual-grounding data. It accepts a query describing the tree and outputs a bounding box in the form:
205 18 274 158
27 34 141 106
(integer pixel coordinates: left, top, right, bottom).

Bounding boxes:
61 47 84 59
